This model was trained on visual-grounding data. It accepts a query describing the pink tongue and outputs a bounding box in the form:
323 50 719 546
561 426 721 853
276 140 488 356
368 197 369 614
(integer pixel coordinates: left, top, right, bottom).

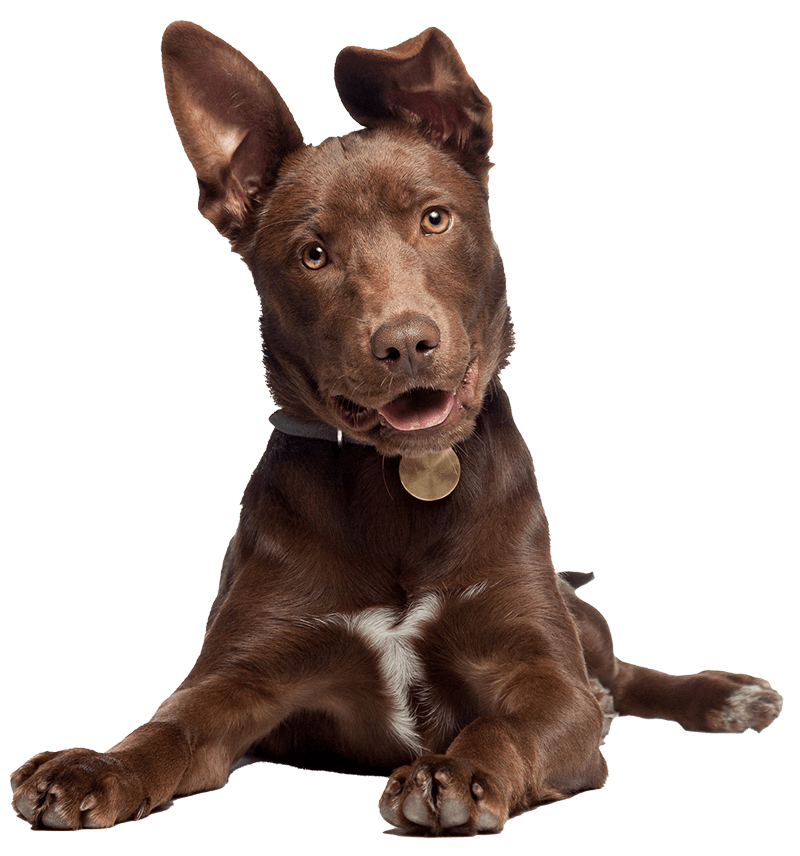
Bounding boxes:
378 388 455 432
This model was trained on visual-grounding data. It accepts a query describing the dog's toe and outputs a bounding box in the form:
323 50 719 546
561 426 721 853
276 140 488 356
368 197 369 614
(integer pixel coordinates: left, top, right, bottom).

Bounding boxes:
380 756 506 835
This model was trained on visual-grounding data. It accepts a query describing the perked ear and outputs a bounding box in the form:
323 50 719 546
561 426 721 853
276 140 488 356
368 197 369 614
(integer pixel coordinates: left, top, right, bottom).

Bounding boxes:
334 28 492 179
161 22 303 242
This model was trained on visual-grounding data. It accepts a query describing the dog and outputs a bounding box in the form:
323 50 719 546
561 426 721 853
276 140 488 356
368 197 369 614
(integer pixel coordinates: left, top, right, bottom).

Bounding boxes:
11 22 782 835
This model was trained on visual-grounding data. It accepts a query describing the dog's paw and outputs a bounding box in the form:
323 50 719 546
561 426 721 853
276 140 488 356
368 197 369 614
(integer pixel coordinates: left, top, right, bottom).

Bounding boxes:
379 755 506 835
11 748 149 829
701 672 783 733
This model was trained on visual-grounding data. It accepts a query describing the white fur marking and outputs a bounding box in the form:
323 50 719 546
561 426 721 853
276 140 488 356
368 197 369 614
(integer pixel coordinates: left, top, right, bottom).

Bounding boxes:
461 579 490 600
588 677 617 744
321 595 441 754
715 682 783 732
299 583 491 752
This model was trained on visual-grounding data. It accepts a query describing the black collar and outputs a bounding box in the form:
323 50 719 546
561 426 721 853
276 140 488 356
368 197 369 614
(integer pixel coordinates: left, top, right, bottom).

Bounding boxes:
269 410 369 446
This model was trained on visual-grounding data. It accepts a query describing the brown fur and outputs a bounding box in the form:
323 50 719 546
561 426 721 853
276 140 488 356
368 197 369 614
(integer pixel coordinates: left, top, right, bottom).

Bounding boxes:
10 23 782 835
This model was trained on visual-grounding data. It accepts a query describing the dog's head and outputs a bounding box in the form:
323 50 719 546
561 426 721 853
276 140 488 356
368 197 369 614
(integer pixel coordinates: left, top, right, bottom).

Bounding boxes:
162 23 512 457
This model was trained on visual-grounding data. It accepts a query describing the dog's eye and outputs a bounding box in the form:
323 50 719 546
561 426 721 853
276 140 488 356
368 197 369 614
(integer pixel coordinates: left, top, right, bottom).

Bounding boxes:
302 244 329 270
421 208 451 235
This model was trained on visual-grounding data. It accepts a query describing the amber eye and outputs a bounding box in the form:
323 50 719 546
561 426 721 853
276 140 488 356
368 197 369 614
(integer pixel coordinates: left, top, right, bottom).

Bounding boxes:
302 244 328 270
421 208 451 235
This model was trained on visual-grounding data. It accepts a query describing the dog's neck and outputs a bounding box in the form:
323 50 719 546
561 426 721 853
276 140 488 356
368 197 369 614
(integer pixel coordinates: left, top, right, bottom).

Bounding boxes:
269 410 460 501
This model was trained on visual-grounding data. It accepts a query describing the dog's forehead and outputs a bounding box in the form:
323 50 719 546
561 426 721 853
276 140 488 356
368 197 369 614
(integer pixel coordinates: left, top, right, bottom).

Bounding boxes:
269 129 473 222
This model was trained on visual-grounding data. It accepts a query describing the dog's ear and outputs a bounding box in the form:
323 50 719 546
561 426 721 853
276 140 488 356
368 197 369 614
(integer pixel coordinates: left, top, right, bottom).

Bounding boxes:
161 22 303 242
334 28 492 179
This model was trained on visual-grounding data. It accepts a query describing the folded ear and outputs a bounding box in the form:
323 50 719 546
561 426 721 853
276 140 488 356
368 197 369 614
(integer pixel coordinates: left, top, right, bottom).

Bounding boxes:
162 21 303 242
334 28 492 179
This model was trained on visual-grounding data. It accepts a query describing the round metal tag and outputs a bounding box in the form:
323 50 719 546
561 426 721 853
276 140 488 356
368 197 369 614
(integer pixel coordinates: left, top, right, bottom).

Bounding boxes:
398 448 461 501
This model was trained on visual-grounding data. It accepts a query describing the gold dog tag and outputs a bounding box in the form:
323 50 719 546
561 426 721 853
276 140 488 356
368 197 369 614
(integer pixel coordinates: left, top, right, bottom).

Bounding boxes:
398 448 460 501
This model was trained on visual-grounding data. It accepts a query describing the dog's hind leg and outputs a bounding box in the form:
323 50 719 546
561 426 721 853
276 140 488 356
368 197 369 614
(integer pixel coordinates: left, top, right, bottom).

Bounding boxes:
558 574 782 734
607 661 782 733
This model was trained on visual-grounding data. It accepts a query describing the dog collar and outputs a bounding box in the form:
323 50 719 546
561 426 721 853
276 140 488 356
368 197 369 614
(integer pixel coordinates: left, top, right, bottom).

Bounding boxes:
269 410 366 446
269 410 460 500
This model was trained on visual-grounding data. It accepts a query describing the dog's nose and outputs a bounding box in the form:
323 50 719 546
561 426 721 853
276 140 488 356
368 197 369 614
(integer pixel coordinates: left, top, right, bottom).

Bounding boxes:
371 316 441 377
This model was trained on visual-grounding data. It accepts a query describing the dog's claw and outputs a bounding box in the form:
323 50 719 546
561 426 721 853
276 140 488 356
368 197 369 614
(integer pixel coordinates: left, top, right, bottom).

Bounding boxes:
80 794 97 812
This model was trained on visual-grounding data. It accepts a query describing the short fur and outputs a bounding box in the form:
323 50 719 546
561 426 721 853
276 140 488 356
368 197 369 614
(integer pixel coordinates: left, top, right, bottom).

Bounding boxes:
11 24 782 835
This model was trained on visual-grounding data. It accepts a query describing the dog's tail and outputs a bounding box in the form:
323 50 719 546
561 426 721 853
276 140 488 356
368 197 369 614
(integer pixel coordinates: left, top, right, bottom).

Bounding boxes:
557 571 595 590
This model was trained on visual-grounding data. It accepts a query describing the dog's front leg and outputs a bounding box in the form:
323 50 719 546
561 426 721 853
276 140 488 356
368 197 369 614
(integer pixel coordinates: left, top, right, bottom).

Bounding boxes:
10 675 286 830
380 622 608 835
10 726 190 830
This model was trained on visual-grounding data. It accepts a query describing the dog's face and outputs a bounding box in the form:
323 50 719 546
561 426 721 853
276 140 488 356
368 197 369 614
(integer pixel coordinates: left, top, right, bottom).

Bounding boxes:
248 127 510 456
163 25 512 457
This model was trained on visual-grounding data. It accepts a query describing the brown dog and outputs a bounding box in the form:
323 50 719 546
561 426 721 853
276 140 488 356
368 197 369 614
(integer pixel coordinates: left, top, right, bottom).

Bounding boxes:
11 23 782 835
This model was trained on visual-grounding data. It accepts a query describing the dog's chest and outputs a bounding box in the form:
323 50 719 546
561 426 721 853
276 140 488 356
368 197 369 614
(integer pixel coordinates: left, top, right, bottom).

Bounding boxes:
306 584 488 755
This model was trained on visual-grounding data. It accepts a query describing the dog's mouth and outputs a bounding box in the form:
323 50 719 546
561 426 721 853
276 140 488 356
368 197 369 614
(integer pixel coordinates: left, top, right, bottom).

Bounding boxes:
330 358 479 435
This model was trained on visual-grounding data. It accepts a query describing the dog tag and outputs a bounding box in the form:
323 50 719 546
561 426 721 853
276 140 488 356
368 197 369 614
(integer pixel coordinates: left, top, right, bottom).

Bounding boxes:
398 448 460 501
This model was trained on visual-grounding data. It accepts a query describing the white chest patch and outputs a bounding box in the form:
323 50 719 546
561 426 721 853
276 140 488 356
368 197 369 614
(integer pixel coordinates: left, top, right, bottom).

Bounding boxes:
318 594 442 754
